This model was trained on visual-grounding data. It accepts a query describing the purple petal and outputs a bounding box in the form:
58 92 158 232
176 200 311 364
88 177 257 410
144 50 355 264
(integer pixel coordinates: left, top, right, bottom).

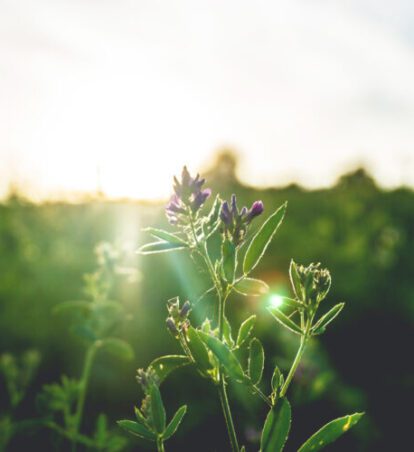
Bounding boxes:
230 194 238 216
246 200 264 222
220 201 232 225
191 188 211 211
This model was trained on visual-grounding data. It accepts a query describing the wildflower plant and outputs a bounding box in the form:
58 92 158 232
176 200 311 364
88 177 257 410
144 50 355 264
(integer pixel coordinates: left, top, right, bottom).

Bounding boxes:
0 350 41 451
119 167 364 451
37 243 136 451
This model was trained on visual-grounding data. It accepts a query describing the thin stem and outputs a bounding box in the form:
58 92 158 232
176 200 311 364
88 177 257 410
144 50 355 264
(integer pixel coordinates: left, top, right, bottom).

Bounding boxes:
72 341 100 452
218 377 239 452
279 335 307 398
157 437 165 452
187 213 239 451
251 384 273 407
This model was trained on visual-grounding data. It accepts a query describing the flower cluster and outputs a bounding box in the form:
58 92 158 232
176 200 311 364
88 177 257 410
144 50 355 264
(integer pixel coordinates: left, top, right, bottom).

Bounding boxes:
166 167 211 225
290 261 331 305
220 194 264 245
136 367 159 392
165 298 191 337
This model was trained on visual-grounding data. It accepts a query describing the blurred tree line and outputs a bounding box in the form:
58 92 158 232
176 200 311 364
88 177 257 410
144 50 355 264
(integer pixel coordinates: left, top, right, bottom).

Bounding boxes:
0 152 412 451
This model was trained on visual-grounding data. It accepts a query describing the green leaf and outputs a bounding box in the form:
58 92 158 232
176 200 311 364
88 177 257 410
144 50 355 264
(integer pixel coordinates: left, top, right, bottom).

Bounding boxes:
289 260 303 300
137 241 187 255
148 355 191 384
248 338 264 385
234 278 269 296
267 307 302 335
101 338 134 361
298 412 364 452
162 405 187 440
205 194 222 236
94 413 108 444
221 239 237 283
186 328 213 373
260 398 291 452
144 228 187 245
280 297 303 309
134 406 147 425
150 385 166 434
198 332 246 383
236 315 256 347
271 366 282 392
117 420 155 441
223 316 235 348
243 202 287 274
311 303 345 335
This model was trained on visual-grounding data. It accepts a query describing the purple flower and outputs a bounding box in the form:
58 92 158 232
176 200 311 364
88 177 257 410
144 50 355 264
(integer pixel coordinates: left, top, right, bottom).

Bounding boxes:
166 166 211 225
220 200 232 225
220 195 264 245
246 200 264 222
191 188 211 212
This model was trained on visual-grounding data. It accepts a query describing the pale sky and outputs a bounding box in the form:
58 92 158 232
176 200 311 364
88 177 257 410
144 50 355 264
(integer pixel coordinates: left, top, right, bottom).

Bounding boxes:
1 0 414 200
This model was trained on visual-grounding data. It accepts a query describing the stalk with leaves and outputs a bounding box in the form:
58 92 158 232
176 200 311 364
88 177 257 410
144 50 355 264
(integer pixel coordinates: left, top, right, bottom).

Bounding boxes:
38 243 136 451
119 167 364 451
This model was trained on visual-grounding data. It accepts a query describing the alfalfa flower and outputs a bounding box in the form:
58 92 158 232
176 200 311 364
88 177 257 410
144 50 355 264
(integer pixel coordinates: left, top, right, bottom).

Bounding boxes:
166 166 211 225
220 195 264 245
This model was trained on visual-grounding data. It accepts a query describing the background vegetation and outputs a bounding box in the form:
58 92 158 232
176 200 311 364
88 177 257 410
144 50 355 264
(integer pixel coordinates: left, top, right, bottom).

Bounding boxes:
1 153 412 451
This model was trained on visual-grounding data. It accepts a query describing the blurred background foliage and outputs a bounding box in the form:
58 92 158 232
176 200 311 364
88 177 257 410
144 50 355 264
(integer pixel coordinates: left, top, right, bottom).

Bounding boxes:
0 153 413 451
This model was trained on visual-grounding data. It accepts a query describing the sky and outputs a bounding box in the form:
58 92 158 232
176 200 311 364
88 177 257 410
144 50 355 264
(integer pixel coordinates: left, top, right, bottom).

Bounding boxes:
1 0 414 200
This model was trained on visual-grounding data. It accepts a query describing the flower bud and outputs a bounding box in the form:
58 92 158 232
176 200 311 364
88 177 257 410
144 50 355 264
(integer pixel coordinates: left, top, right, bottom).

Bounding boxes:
179 300 191 319
220 195 264 246
166 317 179 336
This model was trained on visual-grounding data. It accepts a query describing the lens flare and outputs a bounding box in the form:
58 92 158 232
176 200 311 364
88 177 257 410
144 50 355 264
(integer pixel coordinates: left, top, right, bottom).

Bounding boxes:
269 294 284 309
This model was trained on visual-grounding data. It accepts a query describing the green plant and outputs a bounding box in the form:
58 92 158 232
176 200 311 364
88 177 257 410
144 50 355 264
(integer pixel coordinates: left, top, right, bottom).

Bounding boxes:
0 350 41 451
119 167 364 451
37 242 136 451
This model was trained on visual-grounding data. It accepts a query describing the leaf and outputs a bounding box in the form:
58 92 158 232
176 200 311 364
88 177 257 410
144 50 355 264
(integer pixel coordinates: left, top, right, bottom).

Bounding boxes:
94 413 108 444
289 260 303 300
267 307 302 335
144 227 187 245
117 420 155 441
248 338 264 385
271 366 282 392
150 385 166 434
280 297 303 309
205 194 222 236
260 398 291 452
311 303 345 335
101 338 134 361
234 278 269 296
221 239 237 283
236 315 256 347
162 405 187 440
298 412 364 452
198 332 246 382
186 328 213 373
137 241 187 255
134 406 147 425
148 355 191 384
243 202 287 274
223 316 235 348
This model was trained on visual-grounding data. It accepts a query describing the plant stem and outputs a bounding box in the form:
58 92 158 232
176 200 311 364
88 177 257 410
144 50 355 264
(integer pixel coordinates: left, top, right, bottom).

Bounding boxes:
280 334 307 398
188 213 239 451
218 376 239 452
72 341 99 452
157 437 165 452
